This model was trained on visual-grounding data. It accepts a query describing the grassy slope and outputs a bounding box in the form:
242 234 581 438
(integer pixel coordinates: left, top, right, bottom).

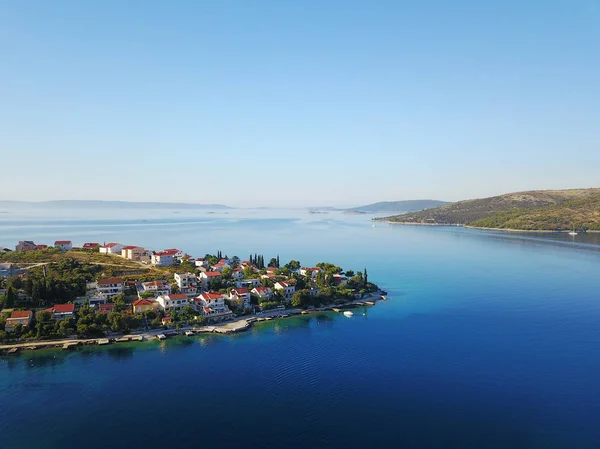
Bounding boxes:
378 188 600 230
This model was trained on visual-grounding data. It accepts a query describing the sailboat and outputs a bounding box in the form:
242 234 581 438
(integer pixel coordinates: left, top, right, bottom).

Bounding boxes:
568 225 577 236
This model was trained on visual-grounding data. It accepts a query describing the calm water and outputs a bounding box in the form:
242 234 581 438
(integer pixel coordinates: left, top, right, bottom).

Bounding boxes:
1 209 600 448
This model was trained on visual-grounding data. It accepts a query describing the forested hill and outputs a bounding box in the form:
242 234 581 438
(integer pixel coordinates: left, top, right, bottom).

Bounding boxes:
377 189 600 231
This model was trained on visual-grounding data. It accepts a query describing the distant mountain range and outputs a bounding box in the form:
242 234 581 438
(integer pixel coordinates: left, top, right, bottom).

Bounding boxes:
345 200 449 213
377 188 600 231
0 200 232 210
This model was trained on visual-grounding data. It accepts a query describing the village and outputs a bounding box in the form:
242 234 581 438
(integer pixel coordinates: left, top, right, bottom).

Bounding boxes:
0 239 383 350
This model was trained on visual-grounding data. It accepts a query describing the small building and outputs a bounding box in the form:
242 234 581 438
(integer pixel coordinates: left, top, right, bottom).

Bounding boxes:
83 243 100 249
174 272 198 296
156 293 189 312
232 268 245 280
132 298 156 314
266 267 279 275
237 279 261 289
229 288 251 308
0 263 21 279
194 258 209 268
4 310 33 332
274 281 296 301
121 245 146 261
45 304 75 320
137 280 171 298
98 303 115 313
300 267 322 278
161 315 172 326
261 274 277 280
54 240 72 251
198 271 222 289
96 278 124 300
151 252 174 267
35 244 48 250
251 287 273 301
99 242 124 255
193 292 232 321
15 241 36 251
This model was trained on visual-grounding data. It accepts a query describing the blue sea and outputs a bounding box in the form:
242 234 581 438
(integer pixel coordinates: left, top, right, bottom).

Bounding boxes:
1 208 600 449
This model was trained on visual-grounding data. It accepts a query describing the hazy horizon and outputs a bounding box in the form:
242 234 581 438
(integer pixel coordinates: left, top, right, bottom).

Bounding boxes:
2 1 599 207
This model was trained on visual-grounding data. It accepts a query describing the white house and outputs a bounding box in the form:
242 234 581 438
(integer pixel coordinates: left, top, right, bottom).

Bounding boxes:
195 258 209 268
193 292 232 321
237 279 261 289
266 267 279 275
96 277 124 300
174 272 198 296
99 243 124 255
198 271 222 289
151 252 175 267
274 281 295 301
156 293 189 312
229 288 251 308
54 240 72 251
211 261 230 272
232 268 245 280
137 280 171 298
45 304 75 320
300 267 321 278
251 287 273 301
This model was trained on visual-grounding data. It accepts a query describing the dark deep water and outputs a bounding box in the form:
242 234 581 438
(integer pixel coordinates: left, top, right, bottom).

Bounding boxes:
1 209 600 448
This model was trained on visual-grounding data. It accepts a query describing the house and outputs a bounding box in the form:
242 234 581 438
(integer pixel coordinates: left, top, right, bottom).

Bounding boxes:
121 246 146 261
229 288 251 308
96 278 124 300
54 241 72 251
193 292 232 321
163 249 183 259
156 293 189 312
16 241 36 251
132 298 156 314
198 271 222 289
300 267 322 278
45 304 75 320
174 272 198 296
161 315 172 326
83 242 100 249
266 267 279 275
261 274 277 280
211 262 230 272
98 303 115 313
251 287 273 301
195 258 209 268
0 263 21 278
99 242 124 255
151 252 174 267
332 274 347 285
274 281 296 301
35 244 48 250
237 279 261 289
137 280 171 298
4 310 33 332
232 268 244 280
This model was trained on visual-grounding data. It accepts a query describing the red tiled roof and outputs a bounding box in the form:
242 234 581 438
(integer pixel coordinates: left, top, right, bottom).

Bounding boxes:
219 259 228 263
53 304 75 313
10 310 32 319
133 299 154 306
122 245 139 250
55 241 71 245
254 287 271 293
232 288 249 294
143 281 165 287
199 292 222 301
35 244 48 250
168 294 187 300
203 307 212 313
154 251 175 257
276 281 292 288
203 271 221 277
266 267 278 272
98 303 114 312
101 243 119 248
83 243 99 248
162 316 171 323
98 277 123 285
233 268 243 272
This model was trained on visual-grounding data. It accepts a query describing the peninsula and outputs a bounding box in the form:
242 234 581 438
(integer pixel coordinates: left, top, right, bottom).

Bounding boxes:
376 188 600 232
0 240 383 351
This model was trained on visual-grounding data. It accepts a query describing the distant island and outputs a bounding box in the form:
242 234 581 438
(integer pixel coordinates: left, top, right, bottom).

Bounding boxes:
376 188 600 232
345 199 449 213
0 200 232 210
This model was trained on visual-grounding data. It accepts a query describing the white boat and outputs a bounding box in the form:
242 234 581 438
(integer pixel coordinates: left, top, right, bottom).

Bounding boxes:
568 231 577 236
343 311 354 317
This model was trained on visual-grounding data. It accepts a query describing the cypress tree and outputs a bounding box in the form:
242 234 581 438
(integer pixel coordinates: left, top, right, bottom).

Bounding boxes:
276 255 280 268
363 268 368 285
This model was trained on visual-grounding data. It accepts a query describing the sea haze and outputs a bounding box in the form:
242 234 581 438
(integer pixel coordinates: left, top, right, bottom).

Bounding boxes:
1 208 600 449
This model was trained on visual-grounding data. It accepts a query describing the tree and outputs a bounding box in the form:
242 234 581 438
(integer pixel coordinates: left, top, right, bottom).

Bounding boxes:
276 255 280 268
221 267 233 280
268 258 278 268
5 287 16 308
345 270 355 278
230 256 240 268
285 260 301 271
364 268 368 284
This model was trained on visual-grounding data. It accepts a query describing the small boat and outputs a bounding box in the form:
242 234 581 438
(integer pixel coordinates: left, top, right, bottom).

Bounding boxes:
343 311 354 317
157 334 167 340
185 331 194 336
569 225 578 236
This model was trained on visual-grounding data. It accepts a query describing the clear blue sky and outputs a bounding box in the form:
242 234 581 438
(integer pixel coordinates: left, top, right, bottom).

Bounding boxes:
1 0 598 207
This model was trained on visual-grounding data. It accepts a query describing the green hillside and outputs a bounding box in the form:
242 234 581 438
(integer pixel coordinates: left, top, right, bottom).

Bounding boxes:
347 200 448 213
377 189 600 231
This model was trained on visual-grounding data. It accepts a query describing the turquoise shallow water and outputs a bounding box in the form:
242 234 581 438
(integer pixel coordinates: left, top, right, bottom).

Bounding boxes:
1 209 600 448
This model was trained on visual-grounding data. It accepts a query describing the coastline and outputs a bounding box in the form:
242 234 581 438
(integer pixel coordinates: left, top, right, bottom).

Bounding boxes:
0 294 384 354
380 221 600 233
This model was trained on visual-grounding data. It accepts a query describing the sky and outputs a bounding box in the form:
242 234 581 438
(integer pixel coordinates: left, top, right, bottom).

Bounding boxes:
1 0 598 208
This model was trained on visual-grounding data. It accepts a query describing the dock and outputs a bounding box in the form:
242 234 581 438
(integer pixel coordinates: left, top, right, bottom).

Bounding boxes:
62 342 79 350
97 339 111 346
